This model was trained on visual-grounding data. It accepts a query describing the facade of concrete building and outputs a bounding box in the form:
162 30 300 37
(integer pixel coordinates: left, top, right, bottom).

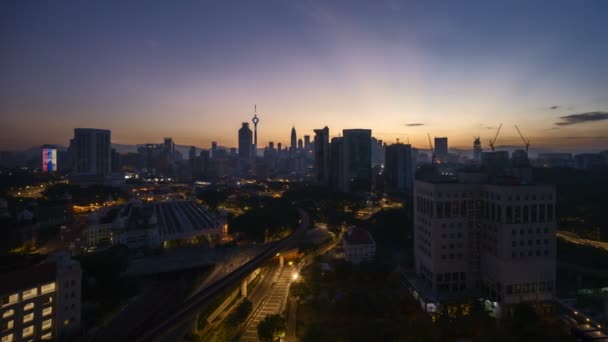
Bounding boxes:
0 253 81 342
384 143 416 193
413 174 556 315
343 227 376 264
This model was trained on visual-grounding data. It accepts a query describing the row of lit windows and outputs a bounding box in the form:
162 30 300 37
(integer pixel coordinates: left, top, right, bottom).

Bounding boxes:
1 283 56 308
1 319 52 341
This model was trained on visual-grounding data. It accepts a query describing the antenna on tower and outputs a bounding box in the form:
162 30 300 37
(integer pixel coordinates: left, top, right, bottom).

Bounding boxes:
255 104 257 113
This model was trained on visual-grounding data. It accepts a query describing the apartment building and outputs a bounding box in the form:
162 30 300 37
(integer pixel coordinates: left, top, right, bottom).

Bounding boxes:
0 253 81 342
413 172 556 315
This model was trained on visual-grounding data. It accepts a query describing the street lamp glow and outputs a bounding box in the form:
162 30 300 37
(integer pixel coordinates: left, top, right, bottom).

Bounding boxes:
292 272 299 281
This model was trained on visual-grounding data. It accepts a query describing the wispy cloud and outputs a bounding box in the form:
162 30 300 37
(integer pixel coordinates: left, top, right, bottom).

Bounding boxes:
405 123 424 127
555 111 608 126
549 105 559 110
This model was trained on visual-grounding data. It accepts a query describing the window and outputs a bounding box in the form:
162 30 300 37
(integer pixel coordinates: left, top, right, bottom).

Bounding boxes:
2 310 13 319
23 313 34 323
3 320 14 331
41 319 52 330
22 326 34 338
1 334 13 342
23 303 34 311
40 283 56 294
41 332 52 340
1 294 18 308
42 307 52 317
22 288 37 300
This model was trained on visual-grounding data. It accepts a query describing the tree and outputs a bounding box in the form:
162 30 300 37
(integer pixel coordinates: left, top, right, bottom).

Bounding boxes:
197 189 228 210
257 314 286 342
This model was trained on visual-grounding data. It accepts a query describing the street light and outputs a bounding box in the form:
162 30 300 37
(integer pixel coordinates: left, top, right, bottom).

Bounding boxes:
292 272 299 281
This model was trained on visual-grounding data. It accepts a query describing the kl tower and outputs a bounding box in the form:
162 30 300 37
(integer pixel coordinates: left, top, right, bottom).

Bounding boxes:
252 105 260 153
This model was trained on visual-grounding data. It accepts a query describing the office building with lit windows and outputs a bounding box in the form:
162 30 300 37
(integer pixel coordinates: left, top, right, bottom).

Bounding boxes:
0 253 81 342
411 172 556 316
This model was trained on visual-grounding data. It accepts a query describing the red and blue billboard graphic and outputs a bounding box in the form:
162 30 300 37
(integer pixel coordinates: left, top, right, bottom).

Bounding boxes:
42 147 57 172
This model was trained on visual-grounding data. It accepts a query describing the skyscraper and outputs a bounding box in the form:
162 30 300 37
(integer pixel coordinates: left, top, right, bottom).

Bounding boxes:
304 135 311 150
384 143 416 192
297 138 303 150
252 106 260 152
340 129 372 192
314 127 330 185
434 137 448 163
290 126 297 150
238 122 253 173
473 137 482 163
211 141 218 159
72 128 111 175
41 145 57 172
330 137 344 191
163 137 175 154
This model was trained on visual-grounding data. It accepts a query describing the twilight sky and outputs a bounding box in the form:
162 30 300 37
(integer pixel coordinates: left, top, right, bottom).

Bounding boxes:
1 0 608 152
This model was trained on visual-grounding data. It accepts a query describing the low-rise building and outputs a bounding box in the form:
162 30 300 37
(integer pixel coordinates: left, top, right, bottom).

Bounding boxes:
343 227 376 264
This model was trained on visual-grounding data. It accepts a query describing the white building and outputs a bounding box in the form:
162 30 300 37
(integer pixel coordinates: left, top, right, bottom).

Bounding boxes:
413 173 556 315
343 227 376 264
0 253 81 342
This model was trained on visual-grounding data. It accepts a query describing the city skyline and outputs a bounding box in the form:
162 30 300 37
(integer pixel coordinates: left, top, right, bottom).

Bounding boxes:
2 1 608 151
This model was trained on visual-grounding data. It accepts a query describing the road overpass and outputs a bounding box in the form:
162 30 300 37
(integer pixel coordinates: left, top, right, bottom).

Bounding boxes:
131 209 310 342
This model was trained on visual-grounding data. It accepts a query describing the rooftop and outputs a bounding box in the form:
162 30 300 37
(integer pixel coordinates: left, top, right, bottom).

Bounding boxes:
343 227 375 245
0 262 56 296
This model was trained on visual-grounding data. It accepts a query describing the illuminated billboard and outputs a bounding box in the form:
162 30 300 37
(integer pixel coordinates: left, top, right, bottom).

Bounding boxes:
42 147 57 172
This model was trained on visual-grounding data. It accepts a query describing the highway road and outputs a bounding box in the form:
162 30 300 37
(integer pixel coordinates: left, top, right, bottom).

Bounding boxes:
131 209 310 342
557 230 608 251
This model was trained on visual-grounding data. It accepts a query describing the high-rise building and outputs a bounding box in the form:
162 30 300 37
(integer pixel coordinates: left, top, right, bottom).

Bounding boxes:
238 122 253 173
330 137 344 190
304 135 311 150
413 173 556 315
313 127 330 185
41 145 57 172
277 143 282 151
384 143 416 192
72 128 111 175
252 107 260 152
332 129 372 192
473 137 483 163
211 142 218 159
0 252 82 342
268 142 274 150
290 126 297 150
297 138 303 150
371 137 384 166
434 137 448 163
163 137 175 154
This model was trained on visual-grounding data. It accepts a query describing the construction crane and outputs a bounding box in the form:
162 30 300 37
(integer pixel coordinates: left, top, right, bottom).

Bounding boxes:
427 133 435 164
489 123 503 152
514 125 531 152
